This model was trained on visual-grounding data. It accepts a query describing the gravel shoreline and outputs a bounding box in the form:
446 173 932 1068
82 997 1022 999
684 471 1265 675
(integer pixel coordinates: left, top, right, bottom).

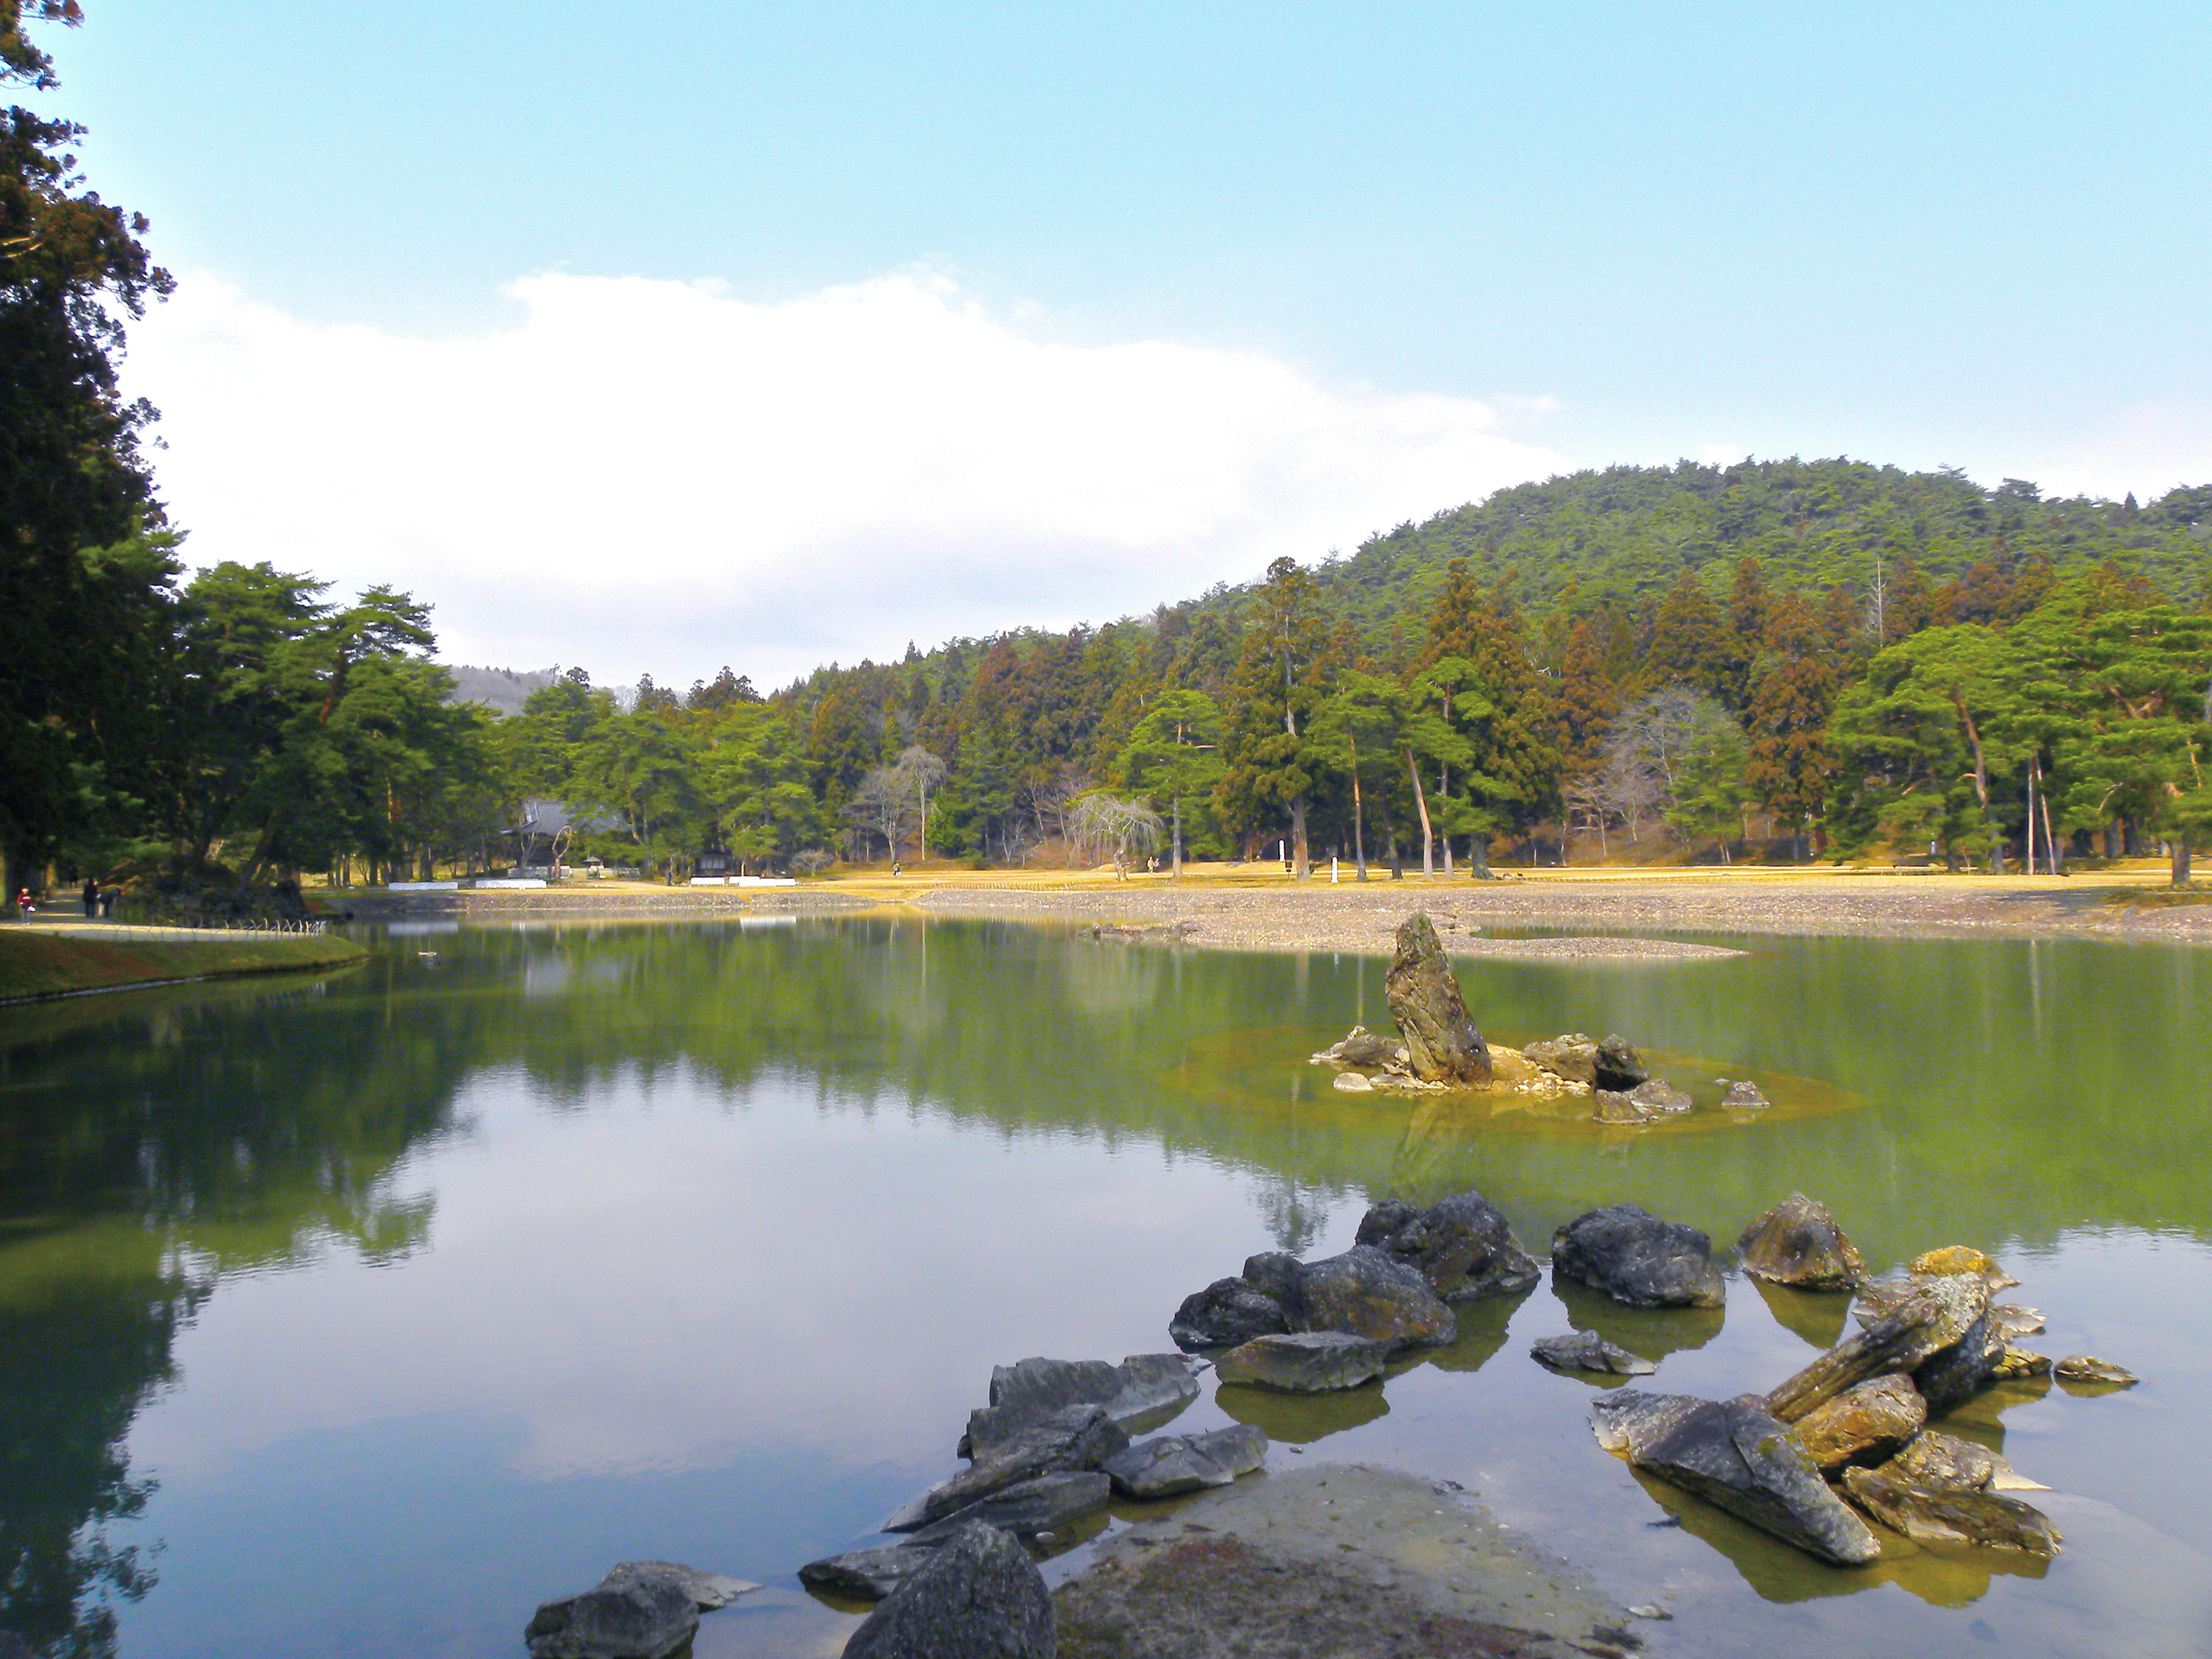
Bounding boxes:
915 876 2212 957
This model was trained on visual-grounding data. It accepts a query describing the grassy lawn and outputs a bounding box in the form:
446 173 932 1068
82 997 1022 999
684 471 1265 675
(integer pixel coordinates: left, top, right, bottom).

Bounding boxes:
0 926 366 1002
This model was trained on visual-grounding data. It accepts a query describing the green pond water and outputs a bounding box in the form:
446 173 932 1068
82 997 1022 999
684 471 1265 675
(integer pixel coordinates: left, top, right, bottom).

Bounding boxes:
1 916 2208 1658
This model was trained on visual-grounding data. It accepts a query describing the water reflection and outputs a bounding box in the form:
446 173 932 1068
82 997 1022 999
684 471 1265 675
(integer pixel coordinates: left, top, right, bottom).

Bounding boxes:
0 920 2207 1658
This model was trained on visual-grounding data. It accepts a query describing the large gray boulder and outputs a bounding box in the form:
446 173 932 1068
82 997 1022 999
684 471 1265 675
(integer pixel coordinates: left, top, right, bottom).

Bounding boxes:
1215 1331 1393 1391
1383 913 1491 1083
526 1565 705 1659
1353 1190 1539 1304
842 1521 1054 1659
1169 1276 1290 1351
1101 1424 1268 1498
960 1355 1199 1457
1589 1391 1880 1566
884 1405 1127 1531
1738 1194 1868 1292
1551 1204 1725 1308
1171 1245 1454 1357
1285 1245 1458 1349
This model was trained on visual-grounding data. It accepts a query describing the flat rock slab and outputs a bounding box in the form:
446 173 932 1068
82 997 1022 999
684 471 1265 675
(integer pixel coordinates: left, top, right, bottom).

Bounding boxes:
1215 1331 1392 1392
1529 1332 1655 1377
1053 1464 1636 1659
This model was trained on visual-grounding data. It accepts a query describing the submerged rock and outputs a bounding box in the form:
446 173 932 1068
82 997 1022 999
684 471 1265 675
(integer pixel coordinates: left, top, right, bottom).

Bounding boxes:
1627 1078 1694 1114
1591 1391 1880 1566
1215 1331 1392 1392
596 1562 758 1609
1331 1071 1374 1093
908 1473 1113 1543
1353 1189 1540 1304
527 1561 740 1659
1591 1035 1649 1093
961 1355 1199 1459
1382 913 1491 1084
1717 1080 1771 1110
1529 1331 1655 1376
1551 1203 1726 1308
1101 1425 1268 1498
843 1521 1054 1659
1592 1089 1658 1124
884 1405 1127 1531
1795 1375 1925 1473
801 1543 944 1603
1737 1193 1869 1292
1840 1469 2061 1556
1992 1346 2052 1380
2055 1355 2139 1388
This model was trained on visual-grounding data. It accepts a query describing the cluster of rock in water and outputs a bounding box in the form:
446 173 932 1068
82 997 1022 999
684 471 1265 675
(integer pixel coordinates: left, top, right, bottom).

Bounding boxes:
520 913 2138 1657
523 1189 2140 1659
1314 913 1770 1122
1172 1182 2136 1575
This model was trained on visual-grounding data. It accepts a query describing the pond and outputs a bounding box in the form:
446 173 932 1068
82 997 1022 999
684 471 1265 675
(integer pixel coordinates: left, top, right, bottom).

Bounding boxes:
1 916 2207 1658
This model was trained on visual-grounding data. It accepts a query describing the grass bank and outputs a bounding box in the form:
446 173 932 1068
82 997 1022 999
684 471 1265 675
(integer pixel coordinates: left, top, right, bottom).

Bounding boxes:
0 926 366 1003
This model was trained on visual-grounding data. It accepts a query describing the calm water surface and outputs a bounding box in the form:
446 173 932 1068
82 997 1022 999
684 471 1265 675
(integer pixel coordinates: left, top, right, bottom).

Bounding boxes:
1 916 2208 1658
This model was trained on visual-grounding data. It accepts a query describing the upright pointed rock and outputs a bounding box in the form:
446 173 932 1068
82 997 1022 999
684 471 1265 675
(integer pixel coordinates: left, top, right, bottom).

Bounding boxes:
1383 913 1491 1083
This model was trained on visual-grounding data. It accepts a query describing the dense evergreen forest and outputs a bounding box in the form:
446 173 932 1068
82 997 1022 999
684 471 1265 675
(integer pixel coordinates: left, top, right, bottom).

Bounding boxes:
5 1 2211 902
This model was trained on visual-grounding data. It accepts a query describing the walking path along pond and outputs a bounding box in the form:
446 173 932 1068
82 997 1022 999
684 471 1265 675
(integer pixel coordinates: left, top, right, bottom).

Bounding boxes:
0 915 2206 1657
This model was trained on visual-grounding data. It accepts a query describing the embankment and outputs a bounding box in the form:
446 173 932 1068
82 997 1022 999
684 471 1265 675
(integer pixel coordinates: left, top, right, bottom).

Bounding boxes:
0 926 366 1003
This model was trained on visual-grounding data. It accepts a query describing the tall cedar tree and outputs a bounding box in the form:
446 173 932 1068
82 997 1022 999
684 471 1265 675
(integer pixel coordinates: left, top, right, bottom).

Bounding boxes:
1744 592 1840 858
1423 560 1560 860
1217 556 1335 875
1 0 177 893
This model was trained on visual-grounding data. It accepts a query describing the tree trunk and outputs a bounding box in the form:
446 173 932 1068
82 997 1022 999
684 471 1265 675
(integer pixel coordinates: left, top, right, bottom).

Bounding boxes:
1348 731 1368 880
1951 690 2003 873
1406 749 1434 877
1171 796 1183 877
1291 798 1310 879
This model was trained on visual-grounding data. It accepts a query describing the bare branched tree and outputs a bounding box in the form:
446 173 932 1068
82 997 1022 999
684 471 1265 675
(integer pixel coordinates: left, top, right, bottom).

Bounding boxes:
1068 792 1164 881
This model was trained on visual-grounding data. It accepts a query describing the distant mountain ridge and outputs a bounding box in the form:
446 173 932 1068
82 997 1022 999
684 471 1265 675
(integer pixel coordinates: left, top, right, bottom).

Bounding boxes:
443 664 557 715
1225 458 2210 655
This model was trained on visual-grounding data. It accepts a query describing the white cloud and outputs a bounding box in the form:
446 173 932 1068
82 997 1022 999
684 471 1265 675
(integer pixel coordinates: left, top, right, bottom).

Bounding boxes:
123 270 1568 688
2022 400 2212 504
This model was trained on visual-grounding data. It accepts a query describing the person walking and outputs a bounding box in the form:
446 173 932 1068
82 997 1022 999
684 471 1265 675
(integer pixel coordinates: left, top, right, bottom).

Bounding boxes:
83 878 99 919
13 887 33 916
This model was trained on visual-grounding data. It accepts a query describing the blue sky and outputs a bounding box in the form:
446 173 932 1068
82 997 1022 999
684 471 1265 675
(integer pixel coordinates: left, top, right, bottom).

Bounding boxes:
41 1 2212 684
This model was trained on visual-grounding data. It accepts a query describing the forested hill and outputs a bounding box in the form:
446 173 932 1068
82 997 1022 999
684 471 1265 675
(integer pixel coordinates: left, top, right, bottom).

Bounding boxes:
1254 458 2208 659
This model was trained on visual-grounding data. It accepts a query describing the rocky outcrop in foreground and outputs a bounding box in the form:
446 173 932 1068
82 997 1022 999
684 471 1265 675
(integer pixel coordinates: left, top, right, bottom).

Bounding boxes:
1588 1210 2136 1567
